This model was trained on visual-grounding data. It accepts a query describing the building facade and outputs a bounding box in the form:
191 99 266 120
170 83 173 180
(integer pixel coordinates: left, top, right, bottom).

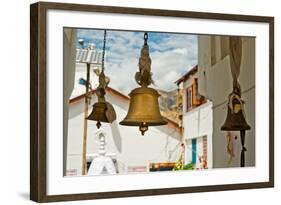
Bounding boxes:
66 87 182 176
197 35 255 168
176 66 213 169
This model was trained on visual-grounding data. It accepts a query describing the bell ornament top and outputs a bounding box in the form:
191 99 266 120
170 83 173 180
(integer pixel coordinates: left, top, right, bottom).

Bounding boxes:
135 32 153 87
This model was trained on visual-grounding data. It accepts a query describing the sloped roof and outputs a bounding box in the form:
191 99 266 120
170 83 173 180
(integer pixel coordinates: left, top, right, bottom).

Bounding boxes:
69 87 129 104
175 65 198 85
69 87 182 133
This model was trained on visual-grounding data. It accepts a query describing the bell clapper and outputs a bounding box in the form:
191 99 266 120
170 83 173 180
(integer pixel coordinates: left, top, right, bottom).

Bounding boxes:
139 122 148 135
96 121 102 129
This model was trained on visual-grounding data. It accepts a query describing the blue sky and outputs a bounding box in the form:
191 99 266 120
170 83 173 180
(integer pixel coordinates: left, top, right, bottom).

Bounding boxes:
76 29 197 94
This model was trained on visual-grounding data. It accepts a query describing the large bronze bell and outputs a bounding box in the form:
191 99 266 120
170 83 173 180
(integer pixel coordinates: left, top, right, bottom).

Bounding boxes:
120 86 167 135
221 87 251 131
119 32 167 135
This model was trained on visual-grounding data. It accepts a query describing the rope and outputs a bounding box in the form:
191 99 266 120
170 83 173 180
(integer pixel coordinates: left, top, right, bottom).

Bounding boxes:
101 30 107 72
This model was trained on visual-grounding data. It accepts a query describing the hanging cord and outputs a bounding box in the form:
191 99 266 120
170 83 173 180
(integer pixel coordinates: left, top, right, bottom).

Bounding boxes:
94 30 116 128
229 37 242 90
101 30 106 73
97 30 108 102
228 37 249 167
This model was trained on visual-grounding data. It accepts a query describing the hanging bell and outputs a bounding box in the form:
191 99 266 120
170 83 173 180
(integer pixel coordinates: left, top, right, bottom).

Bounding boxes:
119 86 167 135
87 30 116 129
119 32 167 135
87 101 116 129
221 87 251 131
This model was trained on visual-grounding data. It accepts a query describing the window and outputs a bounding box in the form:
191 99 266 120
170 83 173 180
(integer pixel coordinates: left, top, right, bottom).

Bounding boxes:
186 78 206 112
192 78 200 106
186 87 193 111
195 78 199 98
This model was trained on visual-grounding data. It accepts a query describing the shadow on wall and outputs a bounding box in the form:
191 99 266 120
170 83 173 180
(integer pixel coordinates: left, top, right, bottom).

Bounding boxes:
110 121 122 153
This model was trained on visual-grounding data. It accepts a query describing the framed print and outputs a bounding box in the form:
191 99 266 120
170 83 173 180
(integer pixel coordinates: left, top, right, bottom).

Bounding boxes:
30 1 274 202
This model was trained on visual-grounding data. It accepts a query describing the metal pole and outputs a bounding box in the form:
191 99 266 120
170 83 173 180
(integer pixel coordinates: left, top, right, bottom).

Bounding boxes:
82 63 90 175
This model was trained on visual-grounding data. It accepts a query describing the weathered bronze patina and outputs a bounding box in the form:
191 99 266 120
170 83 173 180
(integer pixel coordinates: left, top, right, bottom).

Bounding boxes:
120 32 167 135
87 30 116 128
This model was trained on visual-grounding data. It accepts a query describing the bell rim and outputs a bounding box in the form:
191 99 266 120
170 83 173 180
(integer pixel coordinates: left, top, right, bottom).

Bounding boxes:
221 124 251 131
119 119 168 126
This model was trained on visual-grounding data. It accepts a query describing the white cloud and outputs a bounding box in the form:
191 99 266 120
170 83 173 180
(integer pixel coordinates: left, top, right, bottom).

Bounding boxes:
76 29 197 94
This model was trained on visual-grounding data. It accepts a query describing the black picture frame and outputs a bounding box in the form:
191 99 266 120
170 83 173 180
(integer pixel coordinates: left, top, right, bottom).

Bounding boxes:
30 1 274 202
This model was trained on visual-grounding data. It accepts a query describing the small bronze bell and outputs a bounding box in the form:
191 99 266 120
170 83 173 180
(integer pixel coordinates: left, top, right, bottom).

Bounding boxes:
221 86 251 167
119 32 167 135
87 101 116 129
87 30 116 129
120 86 167 135
221 87 251 131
